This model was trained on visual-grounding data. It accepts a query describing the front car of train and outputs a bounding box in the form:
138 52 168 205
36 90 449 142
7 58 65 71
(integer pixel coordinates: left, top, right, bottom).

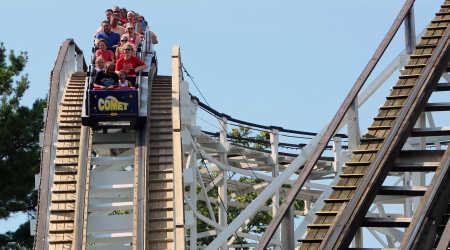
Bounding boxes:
82 24 157 128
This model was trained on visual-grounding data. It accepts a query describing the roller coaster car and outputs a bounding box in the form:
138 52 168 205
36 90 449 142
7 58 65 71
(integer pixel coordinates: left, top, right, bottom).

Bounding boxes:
82 86 144 128
82 29 157 128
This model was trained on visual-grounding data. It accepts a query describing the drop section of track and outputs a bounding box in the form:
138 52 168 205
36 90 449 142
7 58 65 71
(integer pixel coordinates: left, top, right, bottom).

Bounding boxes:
47 72 86 249
146 75 177 249
300 2 450 249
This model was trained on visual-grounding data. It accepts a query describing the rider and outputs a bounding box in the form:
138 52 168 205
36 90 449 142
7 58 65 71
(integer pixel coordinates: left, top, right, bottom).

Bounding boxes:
115 44 147 85
93 62 119 89
95 20 120 50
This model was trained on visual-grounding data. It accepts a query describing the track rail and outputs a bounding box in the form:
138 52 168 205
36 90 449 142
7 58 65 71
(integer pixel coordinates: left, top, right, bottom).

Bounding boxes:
145 75 179 249
46 72 86 249
304 2 450 249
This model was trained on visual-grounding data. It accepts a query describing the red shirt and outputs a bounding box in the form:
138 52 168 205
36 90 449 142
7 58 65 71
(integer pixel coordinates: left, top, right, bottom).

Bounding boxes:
95 49 115 63
115 56 145 75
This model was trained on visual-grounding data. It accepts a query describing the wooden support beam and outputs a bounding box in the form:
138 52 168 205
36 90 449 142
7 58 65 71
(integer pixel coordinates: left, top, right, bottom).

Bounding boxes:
424 102 450 112
171 45 185 250
362 217 412 227
411 127 450 137
377 186 427 196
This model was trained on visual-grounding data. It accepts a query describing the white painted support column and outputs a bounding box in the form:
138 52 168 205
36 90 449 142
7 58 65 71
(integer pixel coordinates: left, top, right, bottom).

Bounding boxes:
205 130 324 250
404 172 414 218
347 99 361 150
270 129 281 250
332 136 343 173
417 114 427 150
191 98 199 129
218 117 228 250
411 112 426 214
189 151 198 250
426 112 441 149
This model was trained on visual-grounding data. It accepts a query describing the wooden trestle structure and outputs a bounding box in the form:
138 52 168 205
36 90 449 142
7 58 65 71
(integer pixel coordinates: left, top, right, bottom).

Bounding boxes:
258 0 450 249
34 1 450 249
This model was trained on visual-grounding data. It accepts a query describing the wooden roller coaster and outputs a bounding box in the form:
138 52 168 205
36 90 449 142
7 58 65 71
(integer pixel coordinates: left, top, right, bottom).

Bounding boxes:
34 1 450 249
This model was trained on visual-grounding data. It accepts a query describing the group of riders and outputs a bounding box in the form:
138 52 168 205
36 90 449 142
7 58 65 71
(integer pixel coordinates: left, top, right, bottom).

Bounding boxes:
92 6 157 90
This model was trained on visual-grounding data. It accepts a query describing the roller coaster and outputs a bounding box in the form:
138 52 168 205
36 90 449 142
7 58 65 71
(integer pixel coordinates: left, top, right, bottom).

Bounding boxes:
33 1 450 249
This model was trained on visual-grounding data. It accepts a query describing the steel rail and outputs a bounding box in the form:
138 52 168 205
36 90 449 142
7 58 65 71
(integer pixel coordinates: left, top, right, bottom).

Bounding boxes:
321 25 450 249
256 0 417 248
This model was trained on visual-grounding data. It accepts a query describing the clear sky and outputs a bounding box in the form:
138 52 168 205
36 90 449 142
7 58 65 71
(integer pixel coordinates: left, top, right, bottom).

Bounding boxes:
0 0 445 235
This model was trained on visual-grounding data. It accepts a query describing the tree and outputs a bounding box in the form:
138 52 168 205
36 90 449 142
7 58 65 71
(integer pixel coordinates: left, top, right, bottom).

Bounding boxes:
0 42 46 249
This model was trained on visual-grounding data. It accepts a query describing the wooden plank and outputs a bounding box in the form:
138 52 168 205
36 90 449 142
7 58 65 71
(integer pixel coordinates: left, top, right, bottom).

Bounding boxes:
362 217 412 227
435 83 450 91
411 126 450 137
72 126 89 250
424 102 450 111
171 45 185 250
377 186 428 196
171 46 181 132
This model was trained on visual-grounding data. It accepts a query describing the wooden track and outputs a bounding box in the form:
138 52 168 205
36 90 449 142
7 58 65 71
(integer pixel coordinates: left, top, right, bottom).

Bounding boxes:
47 72 86 249
300 2 450 249
435 204 450 249
146 75 177 249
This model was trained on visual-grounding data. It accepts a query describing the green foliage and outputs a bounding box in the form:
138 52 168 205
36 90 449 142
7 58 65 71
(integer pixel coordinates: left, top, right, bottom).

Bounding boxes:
0 42 46 249
0 43 29 110
229 127 251 147
229 126 270 150
108 209 130 215
0 221 33 249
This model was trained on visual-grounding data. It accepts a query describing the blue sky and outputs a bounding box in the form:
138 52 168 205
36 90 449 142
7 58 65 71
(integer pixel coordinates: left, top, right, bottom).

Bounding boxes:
0 0 445 236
